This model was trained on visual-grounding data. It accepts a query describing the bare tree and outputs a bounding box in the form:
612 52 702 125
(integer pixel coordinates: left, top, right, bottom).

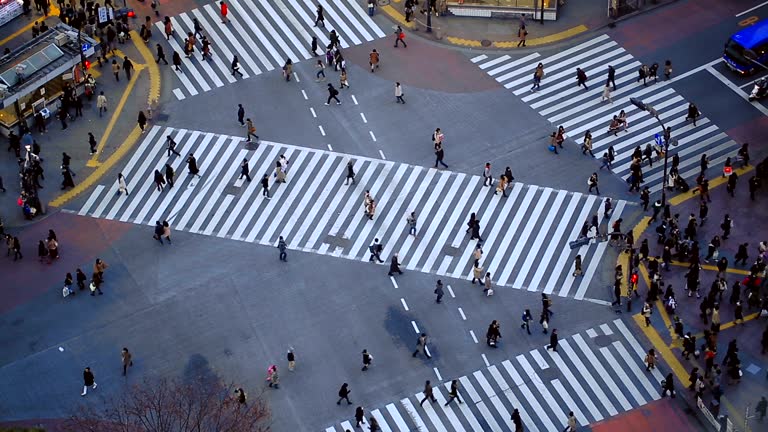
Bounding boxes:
64 376 270 432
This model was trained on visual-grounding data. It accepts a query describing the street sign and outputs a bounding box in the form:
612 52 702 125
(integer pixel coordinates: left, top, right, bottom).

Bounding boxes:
654 133 663 147
97 7 114 24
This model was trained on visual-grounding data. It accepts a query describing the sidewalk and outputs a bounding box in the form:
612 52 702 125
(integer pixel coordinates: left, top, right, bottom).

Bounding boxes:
378 0 679 49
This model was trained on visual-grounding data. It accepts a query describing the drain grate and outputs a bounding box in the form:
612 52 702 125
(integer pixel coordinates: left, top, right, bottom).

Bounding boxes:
481 39 492 47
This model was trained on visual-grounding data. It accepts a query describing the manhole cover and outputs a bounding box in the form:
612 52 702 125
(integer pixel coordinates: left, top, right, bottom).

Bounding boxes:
224 185 239 195
481 39 492 47
594 334 613 348
244 142 258 150
538 367 559 382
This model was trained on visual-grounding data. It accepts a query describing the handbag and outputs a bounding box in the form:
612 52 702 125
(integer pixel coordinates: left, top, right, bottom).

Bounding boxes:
486 288 494 296
548 145 556 152
712 250 719 260
89 282 97 292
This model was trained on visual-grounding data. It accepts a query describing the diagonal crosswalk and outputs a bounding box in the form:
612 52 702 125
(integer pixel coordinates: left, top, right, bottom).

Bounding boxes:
471 34 740 194
323 319 664 432
76 126 630 299
156 0 386 100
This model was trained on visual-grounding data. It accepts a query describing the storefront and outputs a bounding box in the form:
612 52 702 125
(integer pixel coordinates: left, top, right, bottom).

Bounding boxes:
0 0 24 29
446 0 560 21
0 23 97 136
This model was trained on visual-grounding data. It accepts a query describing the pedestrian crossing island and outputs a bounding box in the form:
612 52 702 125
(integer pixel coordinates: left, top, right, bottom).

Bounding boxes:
75 126 633 300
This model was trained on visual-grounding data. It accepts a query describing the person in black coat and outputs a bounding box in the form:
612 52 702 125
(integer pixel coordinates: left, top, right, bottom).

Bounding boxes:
153 169 165 191
186 154 200 177
153 221 165 244
81 367 97 396
547 329 558 351
388 253 402 276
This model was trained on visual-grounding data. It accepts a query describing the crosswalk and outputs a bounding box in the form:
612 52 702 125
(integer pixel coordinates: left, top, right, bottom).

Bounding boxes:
157 0 386 100
471 34 740 194
323 318 663 432
75 126 630 299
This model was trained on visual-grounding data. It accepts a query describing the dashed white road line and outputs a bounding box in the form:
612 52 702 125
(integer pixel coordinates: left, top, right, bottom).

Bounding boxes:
401 298 409 311
390 276 399 288
411 321 420 334
378 149 386 160
369 131 377 142
434 367 443 381
351 95 359 105
360 112 368 123
318 125 326 136
327 144 333 151
293 73 300 82
481 353 490 367
310 107 317 118
447 285 455 298
469 330 478 344
301 89 308 100
458 307 467 320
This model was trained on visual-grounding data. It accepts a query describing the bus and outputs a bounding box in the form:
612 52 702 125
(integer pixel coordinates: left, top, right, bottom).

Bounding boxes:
723 19 768 75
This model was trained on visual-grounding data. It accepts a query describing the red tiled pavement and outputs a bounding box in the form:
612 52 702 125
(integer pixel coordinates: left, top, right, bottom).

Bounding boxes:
590 397 706 432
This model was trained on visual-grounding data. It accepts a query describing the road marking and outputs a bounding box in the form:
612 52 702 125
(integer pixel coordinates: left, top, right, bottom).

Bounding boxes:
470 54 488 63
401 298 409 311
458 307 466 320
390 275 398 288
433 367 442 381
360 112 368 123
481 353 490 367
351 95 359 105
447 285 455 298
738 72 768 88
310 107 317 118
707 65 768 116
318 125 326 136
378 149 386 160
327 144 333 151
425 346 432 357
370 131 377 142
736 1 768 16
293 72 300 82
0 5 61 47
411 321 420 333
173 88 186 100
469 330 478 343
301 89 308 100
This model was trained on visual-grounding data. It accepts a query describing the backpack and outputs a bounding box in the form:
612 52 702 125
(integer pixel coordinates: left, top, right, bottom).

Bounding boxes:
332 88 339 96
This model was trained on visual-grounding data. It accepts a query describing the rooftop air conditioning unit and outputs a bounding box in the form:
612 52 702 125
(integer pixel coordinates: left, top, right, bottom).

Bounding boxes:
55 33 69 47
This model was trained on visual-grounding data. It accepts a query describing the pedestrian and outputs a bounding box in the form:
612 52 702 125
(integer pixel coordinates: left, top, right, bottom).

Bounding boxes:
12 236 22 261
637 64 649 85
368 238 384 263
153 169 165 192
564 411 577 432
547 329 558 351
573 254 583 277
369 49 379 72
486 320 501 347
325 83 341 105
121 347 133 376
345 161 356 185
111 59 120 81
123 56 133 80
495 174 508 197
76 268 87 290
727 171 738 197
756 396 767 421
664 60 673 80
420 380 437 405
405 211 418 237
237 158 252 182
310 36 320 56
361 349 373 371
601 83 613 103
484 272 493 295
260 174 271 199
235 388 247 406
642 302 652 326
576 67 588 90
395 82 405 103
245 118 258 143
339 68 349 89
394 25 407 48
388 253 403 276
511 408 524 432
685 103 700 126
434 141 448 168
166 135 181 157
354 406 366 427
314 4 325 27
444 380 463 405
277 236 287 261
94 258 108 282
162 221 172 244
582 131 595 157
412 333 431 358
267 365 279 389
721 214 732 239
607 64 616 90
369 416 380 432
236 104 245 127
520 309 533 335
186 154 200 177
282 59 293 81
734 301 744 325
231 55 244 77
434 279 444 303
61 166 75 190
220 1 228 23
337 383 352 405
37 240 48 262
153 220 164 244
137 111 147 133
588 172 600 194
286 348 295 371
661 372 676 398
173 51 182 71
530 63 544 91
81 367 97 396
517 24 527 47
58 107 68 130
645 348 657 371
156 44 168 64
165 163 175 188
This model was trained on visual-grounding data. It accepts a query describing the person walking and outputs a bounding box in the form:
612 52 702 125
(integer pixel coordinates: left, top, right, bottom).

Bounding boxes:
520 309 533 334
361 349 373 371
601 83 613 103
434 141 448 169
607 65 617 90
576 67 588 90
156 43 168 64
325 83 341 105
495 174 508 197
81 367 97 396
315 59 326 81
162 221 172 244
517 24 527 47
483 272 493 295
345 161 356 185
314 4 325 27
260 174 271 199
721 214 732 239
220 1 228 24
547 328 559 351
444 380 463 405
369 49 380 72
482 162 493 186
395 82 405 104
237 104 245 127
153 221 165 244
405 211 418 237
588 172 600 195
685 103 700 126
285 348 295 371
530 63 544 91
420 380 437 405
277 236 287 261
153 169 165 192
337 383 352 405
231 55 244 77
172 51 182 71
756 396 767 422
186 154 200 177
661 372 676 397
434 279 444 303
12 236 22 261
137 111 147 133
245 118 258 143
61 165 75 190
166 135 181 157
354 406 366 428
564 411 577 432
123 56 134 80
164 163 175 188
121 348 133 376
511 408 524 432
388 253 403 276
368 238 384 263
111 59 120 81
412 333 431 358
394 26 407 48
573 254 583 277
238 158 252 182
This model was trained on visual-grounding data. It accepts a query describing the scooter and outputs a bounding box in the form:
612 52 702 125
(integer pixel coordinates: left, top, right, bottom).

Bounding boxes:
748 78 768 101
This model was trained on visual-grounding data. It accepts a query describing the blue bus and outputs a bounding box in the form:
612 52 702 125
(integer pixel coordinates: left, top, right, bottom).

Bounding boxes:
723 19 768 75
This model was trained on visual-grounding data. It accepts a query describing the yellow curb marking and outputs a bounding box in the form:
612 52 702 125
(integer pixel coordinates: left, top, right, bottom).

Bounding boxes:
668 260 751 275
381 5 415 29
50 30 161 208
493 25 589 48
667 165 755 206
446 36 483 47
681 312 760 345
0 6 61 47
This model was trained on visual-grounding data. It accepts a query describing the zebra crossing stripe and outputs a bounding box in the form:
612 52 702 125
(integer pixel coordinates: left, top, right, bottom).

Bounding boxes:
573 200 627 300
400 398 429 432
559 338 618 415
370 408 393 432
380 168 437 260
260 0 312 56
415 392 449 432
317 0 361 46
470 54 488 63
529 60 641 108
485 366 533 432
545 345 604 422
386 403 410 431
184 10 247 79
479 183 528 282
341 0 387 39
340 421 354 431
573 334 633 410
526 193 579 291
432 387 469 431
285 0 331 48
177 13 237 83
498 186 552 285
513 189 566 289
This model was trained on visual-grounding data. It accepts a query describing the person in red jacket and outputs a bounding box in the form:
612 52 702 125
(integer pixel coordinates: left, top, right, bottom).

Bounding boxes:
220 1 228 24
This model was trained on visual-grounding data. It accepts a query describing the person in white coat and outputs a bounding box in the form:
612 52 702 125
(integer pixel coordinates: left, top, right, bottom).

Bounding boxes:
117 173 129 195
395 82 405 104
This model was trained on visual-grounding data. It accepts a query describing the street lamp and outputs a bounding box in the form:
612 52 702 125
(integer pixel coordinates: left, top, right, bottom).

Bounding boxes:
630 97 678 206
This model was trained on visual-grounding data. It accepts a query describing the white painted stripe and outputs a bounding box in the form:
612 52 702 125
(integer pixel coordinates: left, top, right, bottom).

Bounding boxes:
488 53 540 77
387 169 445 262
433 387 467 431
406 173 466 269
400 398 429 432
266 0 315 58
155 23 200 96
78 184 105 216
447 285 455 298
532 60 640 110
708 65 768 116
340 0 386 38
458 307 466 320
204 194 234 236
290 157 347 245
526 193 580 291
171 16 225 88
379 150 386 160
736 1 768 17
485 366 535 432
317 0 361 45
186 145 248 232
512 189 566 288
433 367 442 381
387 403 410 432
479 54 511 71
370 131 377 141
543 194 597 295
481 354 490 367
573 334 632 410
285 0 331 47
470 54 488 63
172 88 186 100
165 19 212 92
415 392 449 432
612 319 665 382
411 321 420 333
341 421 354 430
469 330 478 343
331 0 374 42
612 341 660 400
391 277 399 288
459 377 504 432
201 4 266 74
237 0 300 62
224 0 283 66
177 12 235 83
574 201 626 300
557 339 618 415
498 187 552 285
330 161 390 239
507 357 560 432
189 9 254 77
529 350 549 370
401 298 409 311
551 379 587 426
302 90 309 100
371 409 393 432
325 427 335 432
360 112 368 123
586 328 599 338
545 344 604 422
599 343 646 405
